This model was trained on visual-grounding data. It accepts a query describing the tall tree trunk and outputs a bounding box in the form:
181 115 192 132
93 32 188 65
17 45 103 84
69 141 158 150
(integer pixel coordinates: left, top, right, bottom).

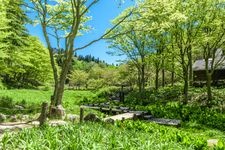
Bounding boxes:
42 23 60 113
55 41 74 104
141 61 145 93
171 71 175 86
171 57 175 86
137 69 142 93
205 56 212 106
181 55 189 105
155 65 159 91
162 68 165 87
183 72 188 105
161 58 165 87
206 73 212 104
188 47 193 86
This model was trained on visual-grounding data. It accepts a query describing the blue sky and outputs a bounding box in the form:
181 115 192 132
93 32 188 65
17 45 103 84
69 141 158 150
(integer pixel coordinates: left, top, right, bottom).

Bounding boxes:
26 1 135 64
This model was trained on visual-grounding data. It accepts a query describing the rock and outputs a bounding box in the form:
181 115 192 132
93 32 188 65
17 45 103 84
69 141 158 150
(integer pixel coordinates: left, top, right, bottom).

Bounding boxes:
15 105 24 110
84 113 101 122
21 115 29 121
105 118 114 124
207 139 218 147
10 115 17 122
55 105 65 116
66 114 79 122
50 105 66 119
49 120 67 127
0 114 6 122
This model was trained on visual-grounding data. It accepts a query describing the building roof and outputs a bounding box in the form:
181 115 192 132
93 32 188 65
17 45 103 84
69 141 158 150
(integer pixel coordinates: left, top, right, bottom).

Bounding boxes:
193 49 225 71
193 58 225 71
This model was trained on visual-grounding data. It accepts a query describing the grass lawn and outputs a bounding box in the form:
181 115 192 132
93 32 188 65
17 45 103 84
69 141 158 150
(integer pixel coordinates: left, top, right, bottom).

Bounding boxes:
0 89 95 104
0 89 97 115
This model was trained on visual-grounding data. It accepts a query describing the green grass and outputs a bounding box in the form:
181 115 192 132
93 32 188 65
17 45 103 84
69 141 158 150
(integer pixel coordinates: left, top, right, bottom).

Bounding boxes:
0 89 97 115
0 89 95 104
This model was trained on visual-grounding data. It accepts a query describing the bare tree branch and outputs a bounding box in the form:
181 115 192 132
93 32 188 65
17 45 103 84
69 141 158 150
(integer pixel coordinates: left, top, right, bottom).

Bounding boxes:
75 9 134 51
80 0 100 17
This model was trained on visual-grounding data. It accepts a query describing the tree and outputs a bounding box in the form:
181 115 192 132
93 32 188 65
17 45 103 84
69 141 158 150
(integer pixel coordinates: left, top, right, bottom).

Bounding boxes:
137 0 207 104
1 0 29 86
196 0 225 103
0 0 10 76
69 70 88 89
20 36 53 87
107 8 153 93
25 0 132 117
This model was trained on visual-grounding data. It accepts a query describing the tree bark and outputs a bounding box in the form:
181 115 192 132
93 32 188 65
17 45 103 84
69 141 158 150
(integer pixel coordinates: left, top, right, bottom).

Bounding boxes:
41 24 59 107
155 65 159 91
205 55 212 105
206 73 212 103
162 68 165 87
181 56 189 105
141 62 145 93
188 47 193 86
171 57 175 86
137 69 142 93
183 72 188 105
171 71 175 86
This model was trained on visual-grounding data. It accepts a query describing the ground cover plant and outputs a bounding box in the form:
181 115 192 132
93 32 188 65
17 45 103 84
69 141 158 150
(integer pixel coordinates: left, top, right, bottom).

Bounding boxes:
1 121 224 150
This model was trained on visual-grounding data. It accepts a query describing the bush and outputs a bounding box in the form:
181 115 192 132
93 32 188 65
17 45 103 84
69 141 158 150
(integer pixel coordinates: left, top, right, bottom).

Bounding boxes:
125 85 183 105
144 102 225 131
95 86 118 98
125 91 154 105
157 85 183 101
0 96 14 108
0 80 6 90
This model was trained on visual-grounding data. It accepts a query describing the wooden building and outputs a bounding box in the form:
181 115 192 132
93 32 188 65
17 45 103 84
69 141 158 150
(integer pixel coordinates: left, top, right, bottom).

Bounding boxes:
193 53 225 86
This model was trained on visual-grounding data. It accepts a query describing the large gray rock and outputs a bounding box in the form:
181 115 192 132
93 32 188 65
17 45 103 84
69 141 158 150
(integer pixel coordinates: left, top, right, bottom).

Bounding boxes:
84 113 101 122
0 113 6 122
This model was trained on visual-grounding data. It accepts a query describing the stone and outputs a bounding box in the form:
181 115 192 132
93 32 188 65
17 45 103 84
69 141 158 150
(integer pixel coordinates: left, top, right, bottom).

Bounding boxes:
207 139 218 147
49 120 67 127
50 105 66 119
105 118 114 124
10 115 17 122
66 114 79 122
84 113 101 122
0 114 6 122
15 105 24 110
21 115 29 121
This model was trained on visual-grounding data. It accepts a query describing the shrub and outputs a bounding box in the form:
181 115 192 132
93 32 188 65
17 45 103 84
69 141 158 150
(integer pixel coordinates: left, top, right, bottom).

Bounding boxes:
0 96 14 108
95 86 118 98
0 80 6 90
125 91 155 105
125 85 183 105
144 102 225 131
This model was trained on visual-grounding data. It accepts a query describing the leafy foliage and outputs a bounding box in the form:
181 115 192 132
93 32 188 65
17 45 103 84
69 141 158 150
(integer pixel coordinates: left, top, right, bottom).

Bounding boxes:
2 121 223 150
